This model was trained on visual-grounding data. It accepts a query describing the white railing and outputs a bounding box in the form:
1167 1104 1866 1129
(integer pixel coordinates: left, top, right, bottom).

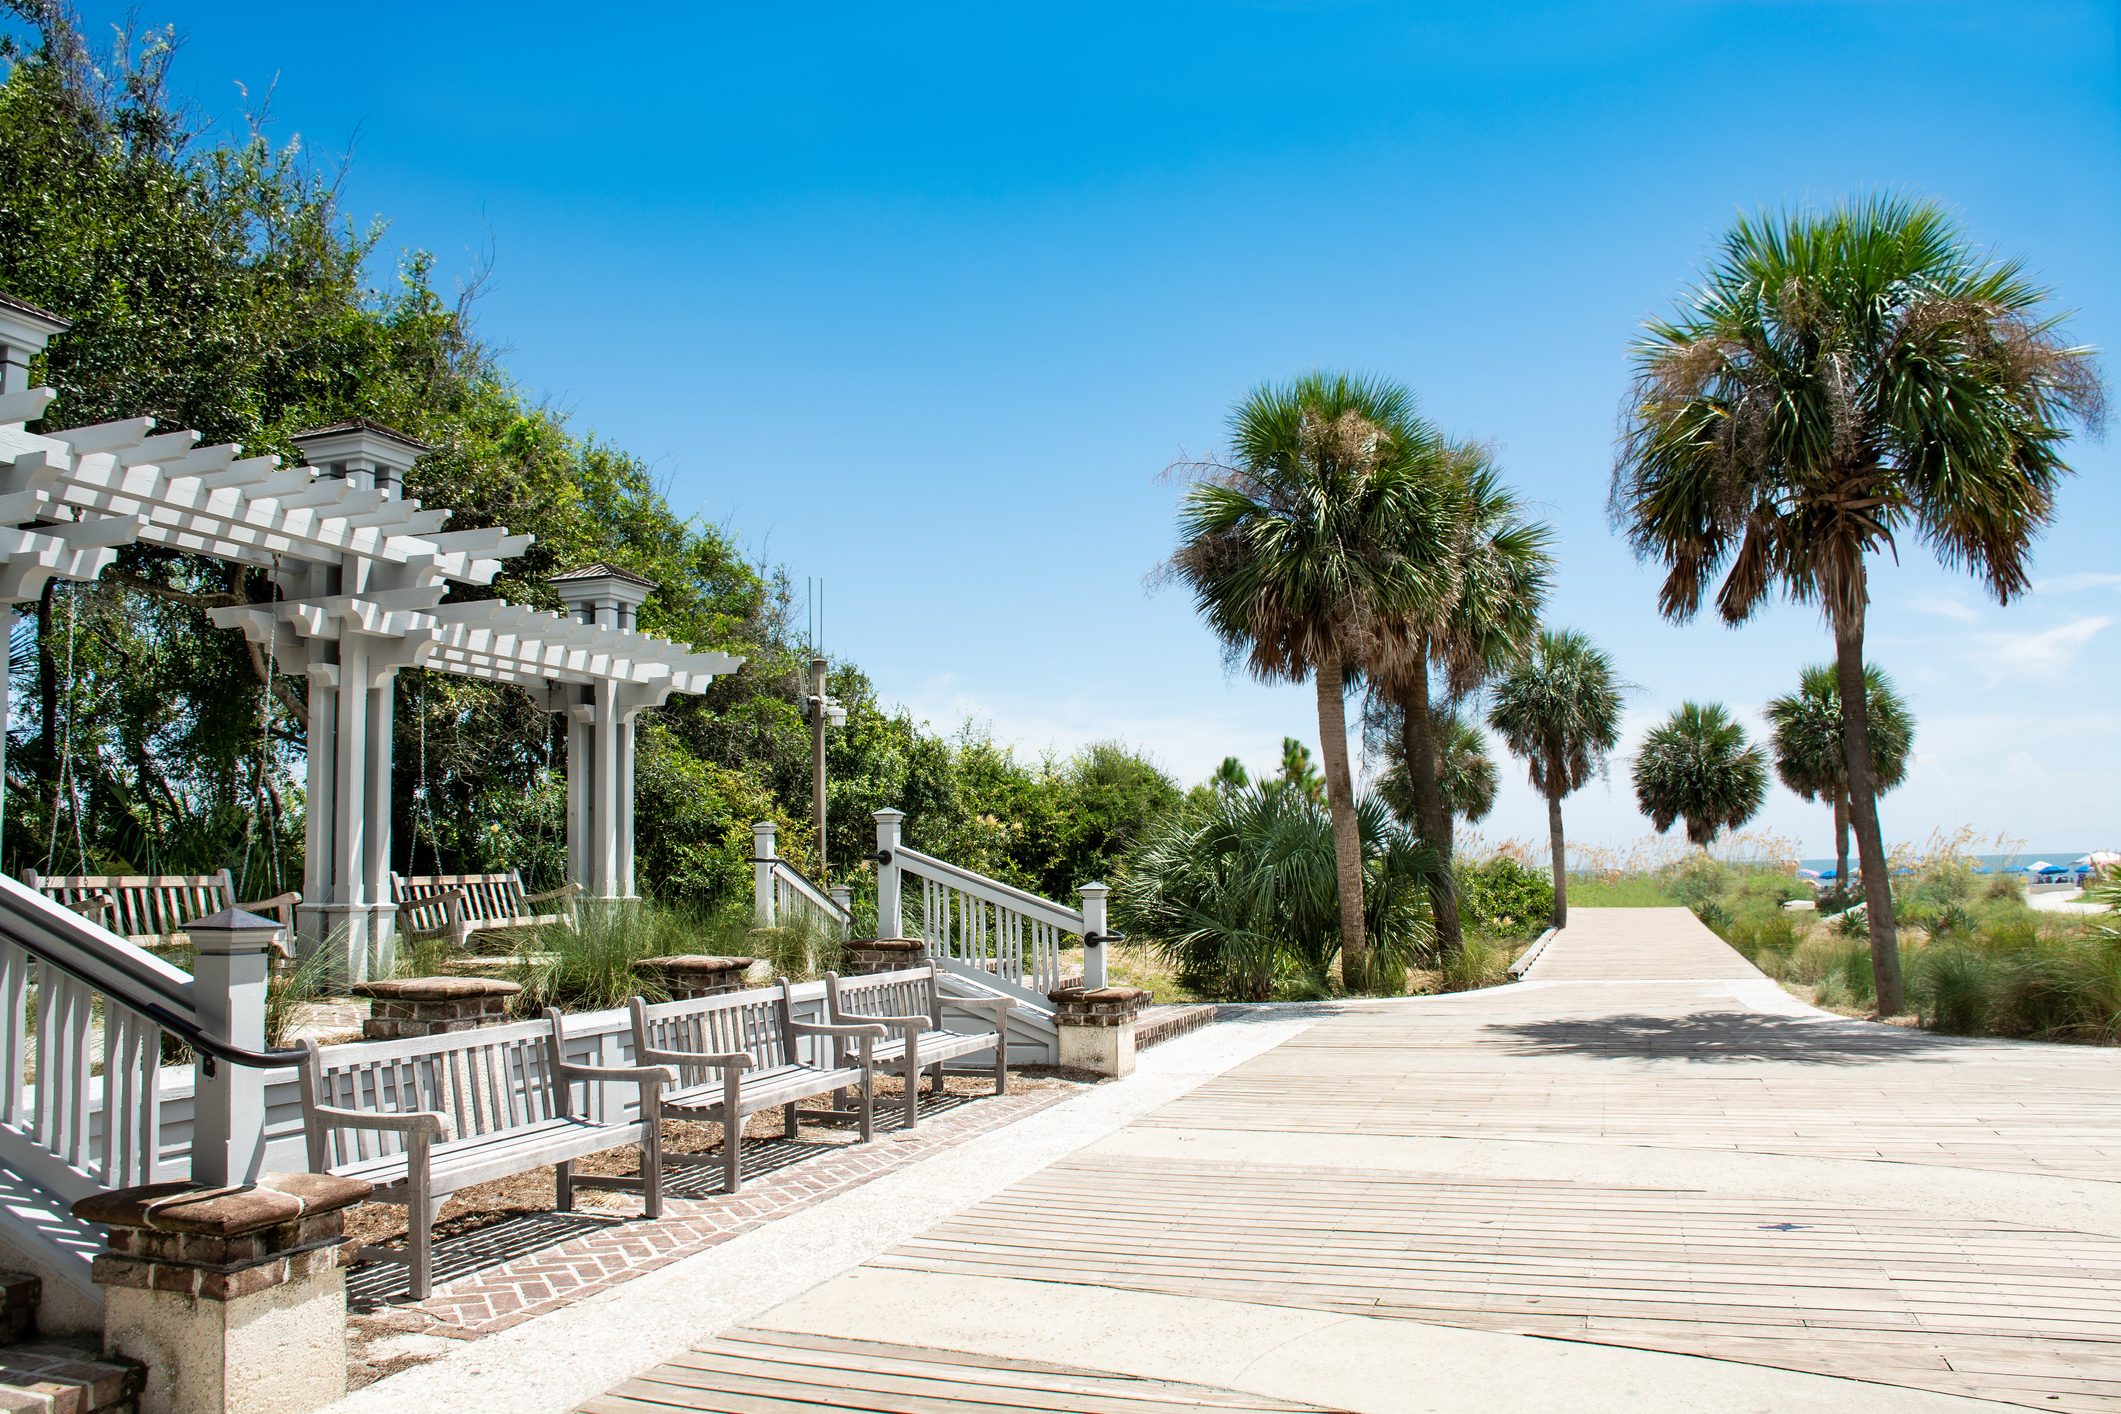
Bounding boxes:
0 877 196 1202
872 809 1110 1005
751 821 854 933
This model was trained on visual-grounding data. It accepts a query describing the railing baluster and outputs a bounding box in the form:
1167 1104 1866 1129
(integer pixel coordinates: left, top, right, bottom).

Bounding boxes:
0 940 25 1131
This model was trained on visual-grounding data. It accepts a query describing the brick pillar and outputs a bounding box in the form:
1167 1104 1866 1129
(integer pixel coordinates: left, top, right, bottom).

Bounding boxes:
350 976 520 1039
74 1172 371 1414
842 937 926 976
1048 985 1150 1078
633 955 757 1000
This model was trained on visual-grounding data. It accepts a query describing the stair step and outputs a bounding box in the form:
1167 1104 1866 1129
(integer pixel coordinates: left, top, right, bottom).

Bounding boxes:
0 1274 35 1346
0 1344 143 1413
1136 1002 1218 1050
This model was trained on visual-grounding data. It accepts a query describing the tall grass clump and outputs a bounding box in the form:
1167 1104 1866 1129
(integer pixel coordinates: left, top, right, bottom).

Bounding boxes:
508 898 840 1013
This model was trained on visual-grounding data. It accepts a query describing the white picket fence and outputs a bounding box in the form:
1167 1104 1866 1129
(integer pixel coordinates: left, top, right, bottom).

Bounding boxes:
871 809 1109 1007
750 821 854 932
0 877 195 1205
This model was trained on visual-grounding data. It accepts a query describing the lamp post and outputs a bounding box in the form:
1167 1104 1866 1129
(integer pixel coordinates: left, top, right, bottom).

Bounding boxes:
806 657 847 879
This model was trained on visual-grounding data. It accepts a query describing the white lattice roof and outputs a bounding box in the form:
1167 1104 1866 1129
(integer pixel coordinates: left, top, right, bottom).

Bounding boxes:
0 389 525 586
3 388 743 703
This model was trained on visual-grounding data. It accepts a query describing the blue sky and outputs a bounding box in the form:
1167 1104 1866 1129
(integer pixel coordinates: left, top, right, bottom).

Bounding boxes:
47 2 2121 856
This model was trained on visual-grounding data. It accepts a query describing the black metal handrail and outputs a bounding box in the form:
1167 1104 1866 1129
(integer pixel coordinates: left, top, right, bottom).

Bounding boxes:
3 910 306 1076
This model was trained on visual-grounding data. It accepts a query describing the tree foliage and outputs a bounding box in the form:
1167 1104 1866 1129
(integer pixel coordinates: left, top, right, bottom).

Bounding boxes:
1631 702 1768 848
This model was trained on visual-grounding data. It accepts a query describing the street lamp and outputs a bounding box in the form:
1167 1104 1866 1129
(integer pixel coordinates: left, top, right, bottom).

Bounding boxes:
806 657 847 878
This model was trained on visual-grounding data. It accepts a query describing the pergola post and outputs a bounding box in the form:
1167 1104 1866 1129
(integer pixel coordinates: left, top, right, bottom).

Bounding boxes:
552 565 656 902
0 296 76 848
286 423 431 980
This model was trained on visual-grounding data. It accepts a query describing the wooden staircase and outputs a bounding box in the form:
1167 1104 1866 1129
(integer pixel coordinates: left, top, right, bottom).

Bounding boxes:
0 1271 143 1413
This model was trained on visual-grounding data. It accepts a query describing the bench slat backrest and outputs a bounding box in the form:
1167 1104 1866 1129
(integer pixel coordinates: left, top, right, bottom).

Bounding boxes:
828 965 943 1030
22 870 234 943
634 984 795 1079
391 872 536 928
300 1015 567 1170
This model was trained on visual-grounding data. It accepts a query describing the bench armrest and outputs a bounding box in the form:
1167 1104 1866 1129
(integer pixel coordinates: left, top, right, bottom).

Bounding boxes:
950 997 1014 1022
834 1010 930 1033
305 1103 454 1142
789 1019 890 1040
640 1045 752 1070
560 1061 678 1087
524 882 582 906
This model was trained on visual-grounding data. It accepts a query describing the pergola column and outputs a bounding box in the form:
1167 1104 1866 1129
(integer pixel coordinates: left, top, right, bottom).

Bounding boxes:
552 565 655 902
285 423 430 980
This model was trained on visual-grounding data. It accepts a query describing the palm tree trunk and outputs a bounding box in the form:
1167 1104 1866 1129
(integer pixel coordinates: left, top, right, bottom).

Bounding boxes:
1395 647 1461 959
1832 598 1904 1015
1545 783 1568 930
1833 789 1850 893
1314 660 1369 991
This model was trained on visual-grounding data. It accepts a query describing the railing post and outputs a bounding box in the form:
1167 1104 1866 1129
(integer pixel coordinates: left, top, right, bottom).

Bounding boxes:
874 809 905 939
829 884 853 935
185 909 279 1187
1079 882 1110 990
753 820 777 927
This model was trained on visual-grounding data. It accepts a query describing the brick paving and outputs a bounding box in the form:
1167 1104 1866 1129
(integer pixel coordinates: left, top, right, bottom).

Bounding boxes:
350 1082 1078 1339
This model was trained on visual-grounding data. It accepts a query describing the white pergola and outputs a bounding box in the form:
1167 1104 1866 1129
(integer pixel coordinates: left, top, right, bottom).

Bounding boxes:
0 298 743 977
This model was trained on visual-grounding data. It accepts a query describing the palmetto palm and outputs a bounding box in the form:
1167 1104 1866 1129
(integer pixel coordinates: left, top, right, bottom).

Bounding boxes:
1766 664 1914 889
1612 196 2103 1014
1366 449 1551 956
1169 373 1455 989
1486 629 1624 927
1375 709 1498 833
1631 702 1768 848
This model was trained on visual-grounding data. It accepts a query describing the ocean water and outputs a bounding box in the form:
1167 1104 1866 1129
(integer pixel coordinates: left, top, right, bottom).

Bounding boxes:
1797 852 2096 874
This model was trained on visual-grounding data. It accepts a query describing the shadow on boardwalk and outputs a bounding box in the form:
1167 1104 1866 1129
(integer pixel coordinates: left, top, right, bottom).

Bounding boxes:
1488 1009 1969 1065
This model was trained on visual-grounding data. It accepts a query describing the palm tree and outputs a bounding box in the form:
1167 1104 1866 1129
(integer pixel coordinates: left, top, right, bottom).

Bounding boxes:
1366 449 1552 956
1612 196 2103 1014
1766 664 1915 890
1169 373 1455 989
1631 703 1768 848
1487 629 1624 927
1375 708 1497 835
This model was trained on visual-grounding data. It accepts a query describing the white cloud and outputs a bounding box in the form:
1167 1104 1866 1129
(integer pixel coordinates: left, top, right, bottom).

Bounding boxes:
1972 615 2113 685
1908 594 1983 625
2033 571 2121 596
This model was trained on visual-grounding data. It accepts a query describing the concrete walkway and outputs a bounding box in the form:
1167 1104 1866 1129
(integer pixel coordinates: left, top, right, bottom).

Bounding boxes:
350 909 2121 1412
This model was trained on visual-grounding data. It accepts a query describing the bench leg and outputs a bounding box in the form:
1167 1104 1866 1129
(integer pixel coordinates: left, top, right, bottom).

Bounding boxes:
859 1069 874 1143
641 1102 665 1221
993 1041 1007 1096
724 1111 744 1195
784 1102 799 1139
408 1196 444 1302
901 1043 920 1131
556 1159 575 1212
929 1060 946 1095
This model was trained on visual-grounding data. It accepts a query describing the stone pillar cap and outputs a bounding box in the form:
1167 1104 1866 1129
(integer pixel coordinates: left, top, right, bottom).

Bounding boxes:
1049 985 1151 1004
350 976 522 1001
851 937 925 951
633 954 758 974
73 1171 372 1235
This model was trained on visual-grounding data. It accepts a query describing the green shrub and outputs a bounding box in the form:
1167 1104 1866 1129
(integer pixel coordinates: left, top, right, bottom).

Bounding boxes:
1456 858 1554 939
1113 785 1438 1000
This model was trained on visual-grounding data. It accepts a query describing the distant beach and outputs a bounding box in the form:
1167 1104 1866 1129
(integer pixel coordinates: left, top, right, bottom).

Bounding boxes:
1797 852 2098 874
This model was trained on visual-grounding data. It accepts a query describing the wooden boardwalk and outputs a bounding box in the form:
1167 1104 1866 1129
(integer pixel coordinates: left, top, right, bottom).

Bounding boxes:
591 908 2121 1412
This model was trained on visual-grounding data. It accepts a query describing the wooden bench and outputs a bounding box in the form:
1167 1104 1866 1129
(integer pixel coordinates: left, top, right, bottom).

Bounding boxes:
20 868 298 955
391 871 580 950
826 964 1010 1130
629 978 885 1196
297 1009 673 1300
